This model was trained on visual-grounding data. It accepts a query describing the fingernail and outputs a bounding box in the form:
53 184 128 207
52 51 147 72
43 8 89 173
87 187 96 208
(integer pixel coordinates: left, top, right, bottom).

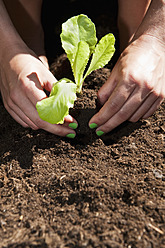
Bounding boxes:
69 122 78 129
96 130 104 137
66 133 76 139
89 123 98 129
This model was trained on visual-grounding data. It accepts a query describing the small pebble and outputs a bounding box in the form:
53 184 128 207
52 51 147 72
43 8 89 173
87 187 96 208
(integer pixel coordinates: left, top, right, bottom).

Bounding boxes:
153 169 163 179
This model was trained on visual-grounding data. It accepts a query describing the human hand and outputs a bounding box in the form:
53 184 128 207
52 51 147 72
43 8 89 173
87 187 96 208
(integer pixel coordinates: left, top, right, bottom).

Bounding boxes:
89 35 165 136
0 50 77 138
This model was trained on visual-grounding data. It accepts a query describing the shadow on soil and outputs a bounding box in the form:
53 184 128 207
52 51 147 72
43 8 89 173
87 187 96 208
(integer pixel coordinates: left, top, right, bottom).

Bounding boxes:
101 120 143 145
0 104 143 169
70 107 143 146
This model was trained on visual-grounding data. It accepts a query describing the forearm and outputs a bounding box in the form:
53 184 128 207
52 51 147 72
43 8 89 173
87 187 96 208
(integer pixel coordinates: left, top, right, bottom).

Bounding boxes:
0 0 27 65
3 0 44 56
134 0 165 44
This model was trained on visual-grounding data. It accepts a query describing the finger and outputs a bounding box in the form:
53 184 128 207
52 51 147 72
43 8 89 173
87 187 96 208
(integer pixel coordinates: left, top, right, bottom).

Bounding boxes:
17 88 78 131
12 95 77 137
43 72 57 92
11 105 39 130
4 83 42 127
4 102 29 128
21 75 78 130
63 115 78 129
129 93 159 122
142 96 164 119
6 97 77 137
1 71 77 137
39 55 49 69
89 78 136 128
22 75 48 105
143 79 165 118
2 91 39 129
97 68 119 105
64 115 75 123
43 122 76 137
22 68 57 106
129 78 165 122
10 99 77 137
12 91 77 136
95 96 141 134
93 84 155 134
0 80 37 129
8 83 78 136
36 67 57 92
8 110 31 129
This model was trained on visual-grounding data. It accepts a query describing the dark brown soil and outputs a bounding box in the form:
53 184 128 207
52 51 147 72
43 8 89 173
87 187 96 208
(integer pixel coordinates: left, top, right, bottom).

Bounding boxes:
0 1 165 248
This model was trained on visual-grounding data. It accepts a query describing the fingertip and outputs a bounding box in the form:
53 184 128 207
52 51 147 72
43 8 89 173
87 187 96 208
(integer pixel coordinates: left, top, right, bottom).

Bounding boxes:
31 125 39 131
64 115 78 127
69 122 78 129
66 133 76 139
64 115 74 123
89 123 98 129
43 122 77 138
44 72 57 92
89 113 98 129
44 81 54 92
96 130 105 137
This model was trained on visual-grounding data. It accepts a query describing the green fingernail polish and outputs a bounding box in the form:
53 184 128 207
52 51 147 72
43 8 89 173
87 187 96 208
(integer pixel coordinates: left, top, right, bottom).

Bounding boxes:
96 130 104 137
69 123 78 129
89 123 98 129
66 133 76 139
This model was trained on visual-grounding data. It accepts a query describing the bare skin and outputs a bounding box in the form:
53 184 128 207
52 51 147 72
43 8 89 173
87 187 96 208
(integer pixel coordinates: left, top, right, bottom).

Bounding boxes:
0 0 164 138
89 0 165 136
0 0 77 137
117 0 151 52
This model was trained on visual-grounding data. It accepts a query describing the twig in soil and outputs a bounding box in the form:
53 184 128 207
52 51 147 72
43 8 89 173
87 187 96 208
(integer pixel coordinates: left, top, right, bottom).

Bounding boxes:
147 223 164 235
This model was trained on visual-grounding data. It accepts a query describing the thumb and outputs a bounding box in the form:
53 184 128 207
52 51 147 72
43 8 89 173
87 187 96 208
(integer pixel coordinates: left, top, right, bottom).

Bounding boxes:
43 70 58 92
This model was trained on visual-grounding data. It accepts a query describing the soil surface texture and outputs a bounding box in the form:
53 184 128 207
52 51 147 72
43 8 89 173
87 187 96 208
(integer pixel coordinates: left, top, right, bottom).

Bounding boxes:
0 1 165 248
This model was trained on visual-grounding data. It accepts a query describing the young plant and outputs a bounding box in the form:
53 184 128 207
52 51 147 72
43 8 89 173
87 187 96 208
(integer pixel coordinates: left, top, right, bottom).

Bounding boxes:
36 14 115 124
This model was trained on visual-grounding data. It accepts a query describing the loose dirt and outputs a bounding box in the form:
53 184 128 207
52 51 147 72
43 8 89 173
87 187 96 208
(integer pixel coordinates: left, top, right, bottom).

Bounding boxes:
0 1 165 247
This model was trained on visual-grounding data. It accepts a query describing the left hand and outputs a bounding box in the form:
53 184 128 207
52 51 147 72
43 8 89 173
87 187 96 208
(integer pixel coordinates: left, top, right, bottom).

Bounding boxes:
89 35 165 135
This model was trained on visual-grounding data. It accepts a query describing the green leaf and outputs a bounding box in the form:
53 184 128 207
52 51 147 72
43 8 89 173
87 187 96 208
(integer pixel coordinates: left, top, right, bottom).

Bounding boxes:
36 78 77 124
73 40 90 92
84 33 115 79
60 14 97 68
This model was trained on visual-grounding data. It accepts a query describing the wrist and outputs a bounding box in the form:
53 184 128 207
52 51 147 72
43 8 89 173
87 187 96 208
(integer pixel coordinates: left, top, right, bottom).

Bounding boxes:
130 33 165 58
133 0 165 44
0 0 35 66
0 41 34 67
141 33 165 51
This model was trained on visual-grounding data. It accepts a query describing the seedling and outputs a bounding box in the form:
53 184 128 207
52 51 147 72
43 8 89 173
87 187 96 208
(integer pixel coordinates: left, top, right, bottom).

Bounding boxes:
36 14 115 124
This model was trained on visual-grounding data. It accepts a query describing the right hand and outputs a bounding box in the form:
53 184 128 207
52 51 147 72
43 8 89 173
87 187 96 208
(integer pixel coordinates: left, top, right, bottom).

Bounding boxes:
0 49 77 137
89 35 165 134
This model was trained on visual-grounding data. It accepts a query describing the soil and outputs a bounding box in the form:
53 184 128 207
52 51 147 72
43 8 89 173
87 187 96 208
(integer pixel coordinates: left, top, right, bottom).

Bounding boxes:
0 1 165 248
